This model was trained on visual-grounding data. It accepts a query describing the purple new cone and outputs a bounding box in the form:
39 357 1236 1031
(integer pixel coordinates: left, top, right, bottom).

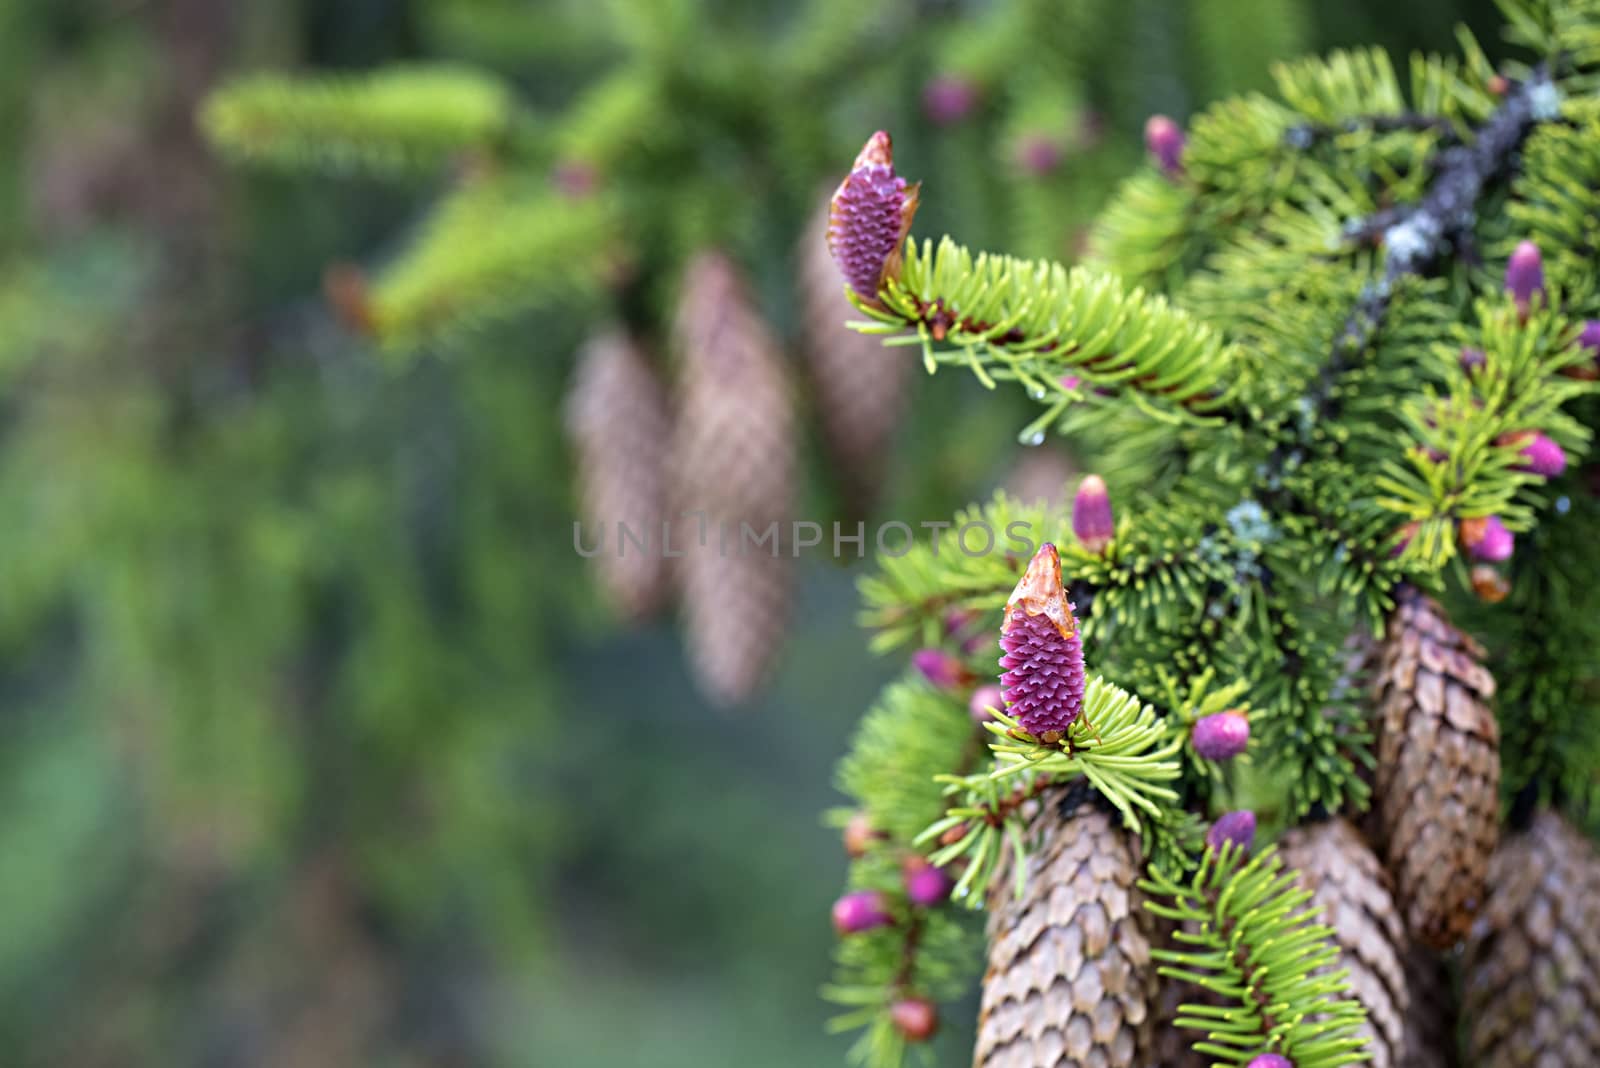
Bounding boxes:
999 544 1085 742
827 132 920 303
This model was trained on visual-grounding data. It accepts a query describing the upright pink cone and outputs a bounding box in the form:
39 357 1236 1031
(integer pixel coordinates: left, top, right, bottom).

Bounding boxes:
998 544 1085 743
827 132 921 304
1072 475 1115 554
1246 1056 1293 1068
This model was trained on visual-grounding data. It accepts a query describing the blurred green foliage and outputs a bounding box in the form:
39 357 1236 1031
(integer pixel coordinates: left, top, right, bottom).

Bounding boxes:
0 0 1509 1065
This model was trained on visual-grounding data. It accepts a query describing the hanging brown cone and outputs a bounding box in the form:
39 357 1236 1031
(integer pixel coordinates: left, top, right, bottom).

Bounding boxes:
565 329 671 622
1399 943 1459 1068
1277 818 1411 1068
1462 810 1600 1066
797 192 911 518
676 535 788 705
1149 921 1220 1068
1370 585 1500 949
669 251 795 703
974 791 1157 1068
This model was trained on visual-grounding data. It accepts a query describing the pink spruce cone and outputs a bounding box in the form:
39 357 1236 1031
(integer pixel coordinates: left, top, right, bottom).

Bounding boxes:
1501 430 1566 477
827 131 921 304
968 683 1005 724
1144 114 1185 176
998 543 1086 743
902 857 955 907
1459 346 1486 372
912 648 971 691
1505 240 1544 316
1463 515 1515 562
1246 1056 1293 1068
832 890 893 936
1072 474 1115 554
1192 710 1250 761
1206 810 1257 853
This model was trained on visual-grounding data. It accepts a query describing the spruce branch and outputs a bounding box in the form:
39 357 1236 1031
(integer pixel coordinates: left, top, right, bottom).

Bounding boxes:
851 237 1239 431
1141 843 1372 1068
921 673 1191 899
201 66 519 175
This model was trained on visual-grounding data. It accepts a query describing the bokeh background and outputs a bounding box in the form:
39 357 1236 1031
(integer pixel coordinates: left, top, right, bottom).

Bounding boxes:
0 1 1506 1065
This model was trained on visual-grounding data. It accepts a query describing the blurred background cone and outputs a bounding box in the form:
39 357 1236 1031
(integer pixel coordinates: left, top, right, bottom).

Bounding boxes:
1463 810 1600 1067
1278 818 1441 1068
565 328 672 622
669 251 795 703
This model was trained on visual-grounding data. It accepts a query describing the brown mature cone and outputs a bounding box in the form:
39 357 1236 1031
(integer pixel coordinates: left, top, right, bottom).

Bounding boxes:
1148 925 1217 1068
669 251 795 703
676 535 788 706
1462 810 1600 1066
797 194 911 517
565 329 671 622
974 793 1157 1068
1371 585 1500 949
1400 943 1459 1068
1277 818 1417 1068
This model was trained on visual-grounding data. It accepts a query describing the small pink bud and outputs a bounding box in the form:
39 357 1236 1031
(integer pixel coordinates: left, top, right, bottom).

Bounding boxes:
1247 1056 1293 1068
1015 133 1063 176
912 648 972 691
1579 321 1600 354
902 857 955 907
843 811 880 858
832 890 893 936
1500 430 1565 477
922 75 977 125
1459 346 1486 372
1059 374 1082 392
827 131 921 304
1192 710 1250 761
1505 240 1544 317
1462 515 1514 562
1144 115 1185 176
551 159 598 198
1072 475 1114 555
1206 810 1257 853
966 684 1004 725
968 684 1005 724
889 997 939 1042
